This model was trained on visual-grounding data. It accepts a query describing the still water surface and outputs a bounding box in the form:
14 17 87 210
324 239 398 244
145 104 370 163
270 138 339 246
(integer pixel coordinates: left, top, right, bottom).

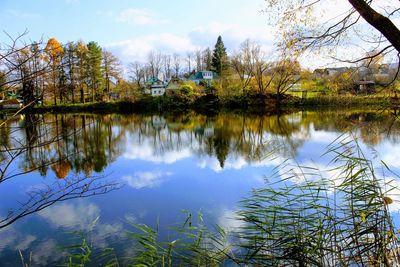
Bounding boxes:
0 110 399 265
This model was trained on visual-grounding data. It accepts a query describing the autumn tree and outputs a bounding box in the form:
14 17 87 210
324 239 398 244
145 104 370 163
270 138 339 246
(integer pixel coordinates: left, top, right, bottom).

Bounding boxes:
329 71 354 94
45 38 64 105
231 39 259 91
86 41 103 101
271 57 301 99
264 0 400 64
211 36 228 76
102 49 122 96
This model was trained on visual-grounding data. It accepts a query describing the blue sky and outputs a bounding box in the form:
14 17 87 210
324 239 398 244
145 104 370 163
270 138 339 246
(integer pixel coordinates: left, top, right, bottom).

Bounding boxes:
3 0 398 69
1 0 274 63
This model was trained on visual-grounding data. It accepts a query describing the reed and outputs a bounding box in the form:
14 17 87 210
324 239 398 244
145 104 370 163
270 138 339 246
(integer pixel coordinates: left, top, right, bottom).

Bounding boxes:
60 134 400 266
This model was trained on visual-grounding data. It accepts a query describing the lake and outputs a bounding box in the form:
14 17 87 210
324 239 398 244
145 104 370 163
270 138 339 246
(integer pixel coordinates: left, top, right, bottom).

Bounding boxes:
1 109 400 266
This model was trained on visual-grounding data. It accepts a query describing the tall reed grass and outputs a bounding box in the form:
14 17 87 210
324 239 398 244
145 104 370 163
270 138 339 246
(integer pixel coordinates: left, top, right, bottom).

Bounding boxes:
59 134 399 266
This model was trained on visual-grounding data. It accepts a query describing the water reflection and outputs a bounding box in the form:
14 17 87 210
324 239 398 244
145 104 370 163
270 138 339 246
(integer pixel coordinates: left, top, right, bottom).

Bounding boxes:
1 109 400 265
2 110 400 180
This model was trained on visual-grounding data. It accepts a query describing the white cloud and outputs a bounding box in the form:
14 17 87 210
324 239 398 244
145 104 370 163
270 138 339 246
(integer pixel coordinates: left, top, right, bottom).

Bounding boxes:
106 21 276 63
122 171 173 189
218 208 245 232
107 33 198 62
116 8 168 26
123 138 192 164
16 235 37 250
380 142 400 168
197 153 286 173
197 155 247 173
39 202 100 229
0 226 18 253
189 21 275 52
382 177 400 212
31 239 65 266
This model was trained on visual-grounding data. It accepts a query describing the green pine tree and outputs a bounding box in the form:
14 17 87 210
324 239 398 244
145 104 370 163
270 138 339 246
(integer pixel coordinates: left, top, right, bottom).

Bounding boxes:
87 41 103 101
211 36 228 76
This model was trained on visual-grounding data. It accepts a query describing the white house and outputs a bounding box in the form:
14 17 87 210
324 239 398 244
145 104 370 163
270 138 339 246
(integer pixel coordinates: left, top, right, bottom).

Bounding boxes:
147 77 167 96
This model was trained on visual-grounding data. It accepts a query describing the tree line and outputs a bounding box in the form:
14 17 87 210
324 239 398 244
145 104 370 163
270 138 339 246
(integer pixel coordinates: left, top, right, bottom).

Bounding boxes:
1 31 306 107
0 33 123 106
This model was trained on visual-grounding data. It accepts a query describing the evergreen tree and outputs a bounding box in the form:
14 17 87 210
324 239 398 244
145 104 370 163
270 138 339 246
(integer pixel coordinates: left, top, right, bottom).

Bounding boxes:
87 41 103 101
211 36 228 76
76 41 89 103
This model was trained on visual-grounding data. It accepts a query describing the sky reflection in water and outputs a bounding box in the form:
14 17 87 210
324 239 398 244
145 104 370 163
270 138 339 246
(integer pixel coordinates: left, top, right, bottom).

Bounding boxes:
0 110 400 265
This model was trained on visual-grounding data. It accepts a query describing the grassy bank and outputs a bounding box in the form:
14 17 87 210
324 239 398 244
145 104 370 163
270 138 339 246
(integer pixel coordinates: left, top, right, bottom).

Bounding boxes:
29 94 399 115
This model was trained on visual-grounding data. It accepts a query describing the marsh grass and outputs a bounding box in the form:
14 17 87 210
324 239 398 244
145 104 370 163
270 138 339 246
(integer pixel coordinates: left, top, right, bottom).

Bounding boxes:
235 134 400 266
125 211 233 266
60 134 400 266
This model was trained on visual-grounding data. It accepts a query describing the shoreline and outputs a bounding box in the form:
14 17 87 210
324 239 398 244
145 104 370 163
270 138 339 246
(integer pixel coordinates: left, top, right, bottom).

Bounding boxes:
24 94 399 115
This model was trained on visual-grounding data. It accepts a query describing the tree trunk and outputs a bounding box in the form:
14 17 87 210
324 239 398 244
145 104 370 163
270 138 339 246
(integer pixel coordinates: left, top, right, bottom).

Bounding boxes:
348 0 400 53
80 85 84 103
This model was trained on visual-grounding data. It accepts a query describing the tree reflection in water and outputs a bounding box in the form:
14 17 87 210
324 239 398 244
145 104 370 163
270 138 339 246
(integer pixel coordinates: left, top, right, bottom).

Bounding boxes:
0 113 121 230
1 109 400 230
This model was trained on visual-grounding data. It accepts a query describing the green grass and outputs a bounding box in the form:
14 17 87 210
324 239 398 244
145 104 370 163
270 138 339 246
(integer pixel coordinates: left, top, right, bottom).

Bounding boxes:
29 93 398 115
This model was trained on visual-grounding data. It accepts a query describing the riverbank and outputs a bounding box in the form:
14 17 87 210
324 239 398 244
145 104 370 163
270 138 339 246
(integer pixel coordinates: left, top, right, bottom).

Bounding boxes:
29 94 398 114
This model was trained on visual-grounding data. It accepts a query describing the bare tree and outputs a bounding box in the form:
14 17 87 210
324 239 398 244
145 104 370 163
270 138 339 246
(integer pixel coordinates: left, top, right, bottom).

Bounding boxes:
147 50 162 78
195 49 202 72
231 39 257 91
102 49 122 95
0 174 119 229
173 53 181 78
128 61 145 87
0 32 51 107
186 52 193 74
162 54 172 81
0 114 122 229
264 0 400 64
202 48 213 70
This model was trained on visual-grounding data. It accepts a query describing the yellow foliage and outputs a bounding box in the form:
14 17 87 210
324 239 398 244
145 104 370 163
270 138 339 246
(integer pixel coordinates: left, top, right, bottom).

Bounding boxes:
51 159 71 179
360 211 366 222
384 196 393 205
45 38 64 61
76 40 88 56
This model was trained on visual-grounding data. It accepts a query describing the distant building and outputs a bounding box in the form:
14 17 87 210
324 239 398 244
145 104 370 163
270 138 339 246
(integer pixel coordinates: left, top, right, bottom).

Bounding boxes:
356 80 375 94
165 78 182 95
189 70 217 85
146 77 167 97
313 67 350 77
287 83 302 92
325 67 350 76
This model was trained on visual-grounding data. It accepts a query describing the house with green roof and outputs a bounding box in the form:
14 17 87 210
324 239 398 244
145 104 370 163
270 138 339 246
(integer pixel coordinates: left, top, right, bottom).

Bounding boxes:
146 77 167 96
165 78 182 95
189 71 218 86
